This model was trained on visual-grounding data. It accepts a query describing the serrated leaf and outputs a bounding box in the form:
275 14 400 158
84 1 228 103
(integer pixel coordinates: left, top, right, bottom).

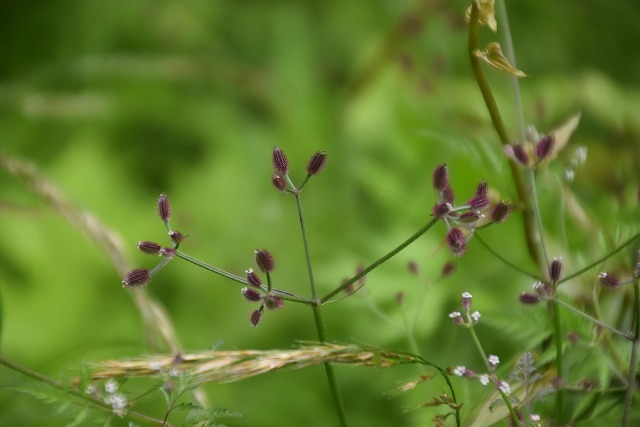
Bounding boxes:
465 0 497 32
474 42 528 77
65 408 90 427
183 408 242 426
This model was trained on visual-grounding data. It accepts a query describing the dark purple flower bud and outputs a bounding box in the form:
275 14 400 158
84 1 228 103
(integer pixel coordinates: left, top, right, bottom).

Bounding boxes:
122 268 151 287
441 262 456 277
306 151 327 175
169 231 185 245
137 241 161 255
265 294 284 310
272 173 287 192
255 249 275 273
157 193 171 222
549 257 563 282
250 309 263 327
461 292 472 311
459 211 484 223
535 134 555 161
242 287 262 302
159 247 176 258
490 201 511 223
598 272 620 287
432 202 451 218
475 180 488 198
408 260 420 276
245 268 262 287
432 164 448 191
519 292 541 305
442 183 455 203
505 144 530 167
272 147 289 174
466 195 490 210
446 228 467 257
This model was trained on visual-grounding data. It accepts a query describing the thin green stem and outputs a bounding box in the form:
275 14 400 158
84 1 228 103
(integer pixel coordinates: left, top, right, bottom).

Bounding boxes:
294 191 348 427
558 230 640 285
475 232 541 280
529 171 550 271
320 217 439 303
175 251 311 305
622 279 640 426
467 0 542 269
0 356 170 426
552 295 565 422
553 297 632 340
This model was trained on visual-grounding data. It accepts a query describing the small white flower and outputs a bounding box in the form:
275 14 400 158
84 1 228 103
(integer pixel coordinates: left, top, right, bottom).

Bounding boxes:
471 311 481 322
565 169 575 182
497 380 511 395
530 414 541 422
104 379 119 394
461 292 472 299
453 366 466 376
478 374 490 386
487 354 500 366
85 384 97 395
449 311 461 319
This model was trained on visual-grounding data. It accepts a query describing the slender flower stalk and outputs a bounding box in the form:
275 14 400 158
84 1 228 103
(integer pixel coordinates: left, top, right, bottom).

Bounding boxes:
622 278 640 426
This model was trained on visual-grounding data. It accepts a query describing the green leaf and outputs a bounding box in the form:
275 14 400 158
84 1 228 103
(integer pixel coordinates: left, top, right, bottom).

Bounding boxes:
183 408 243 427
64 408 90 427
474 42 528 77
209 339 224 351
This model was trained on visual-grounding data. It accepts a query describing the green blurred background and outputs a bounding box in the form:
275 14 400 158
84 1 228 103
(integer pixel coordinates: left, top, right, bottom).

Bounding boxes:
1 0 639 425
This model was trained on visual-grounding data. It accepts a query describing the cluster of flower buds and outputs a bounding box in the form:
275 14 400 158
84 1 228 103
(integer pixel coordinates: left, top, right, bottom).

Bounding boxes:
518 257 565 305
242 248 284 327
451 355 510 395
271 147 328 192
432 164 511 257
85 379 128 418
504 133 556 169
122 193 186 287
449 292 481 327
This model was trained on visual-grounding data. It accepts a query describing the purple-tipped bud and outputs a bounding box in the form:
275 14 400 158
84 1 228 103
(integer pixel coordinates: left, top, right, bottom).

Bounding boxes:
122 268 151 287
408 260 420 276
157 193 171 222
242 287 262 302
535 134 555 161
449 311 464 325
476 180 488 198
598 272 620 288
265 294 284 310
272 173 287 192
446 228 467 257
306 151 327 175
250 309 263 327
461 292 472 311
490 201 511 223
442 183 455 203
432 202 451 218
272 147 289 174
137 241 161 255
254 249 275 273
245 268 262 287
169 231 185 245
432 164 448 191
549 257 563 282
466 195 490 210
519 292 541 305
505 144 530 167
459 211 484 223
159 247 176 258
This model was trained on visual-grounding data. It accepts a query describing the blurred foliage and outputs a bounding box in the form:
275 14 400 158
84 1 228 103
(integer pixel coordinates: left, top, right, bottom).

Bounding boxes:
1 0 639 426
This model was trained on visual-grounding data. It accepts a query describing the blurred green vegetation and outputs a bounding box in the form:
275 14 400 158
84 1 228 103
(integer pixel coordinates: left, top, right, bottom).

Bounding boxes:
1 0 639 426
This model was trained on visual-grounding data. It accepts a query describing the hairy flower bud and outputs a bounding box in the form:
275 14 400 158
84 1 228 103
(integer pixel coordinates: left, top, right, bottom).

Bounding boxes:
490 201 511 223
250 309 263 327
466 195 490 210
272 173 287 192
265 294 284 310
535 134 555 161
159 247 176 258
459 211 484 223
549 257 563 282
169 231 185 245
246 268 262 287
122 268 151 287
432 164 448 191
442 183 455 204
519 292 541 305
137 241 161 255
432 202 451 218
157 193 171 223
461 292 472 311
475 180 488 198
272 147 289 174
598 272 620 288
255 249 275 273
306 151 327 175
242 287 262 302
446 228 467 257
505 144 530 167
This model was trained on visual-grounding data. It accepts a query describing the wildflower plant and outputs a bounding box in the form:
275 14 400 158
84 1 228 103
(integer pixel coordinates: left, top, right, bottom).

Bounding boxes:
0 1 639 426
